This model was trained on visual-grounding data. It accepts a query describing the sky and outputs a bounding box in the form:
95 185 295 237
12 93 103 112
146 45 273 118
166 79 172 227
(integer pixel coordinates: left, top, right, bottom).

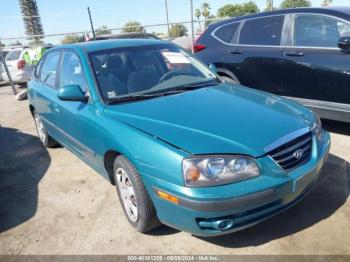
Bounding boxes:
0 0 349 44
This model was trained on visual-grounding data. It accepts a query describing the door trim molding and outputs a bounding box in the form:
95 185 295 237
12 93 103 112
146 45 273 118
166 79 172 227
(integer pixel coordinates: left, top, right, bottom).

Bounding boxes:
283 96 350 122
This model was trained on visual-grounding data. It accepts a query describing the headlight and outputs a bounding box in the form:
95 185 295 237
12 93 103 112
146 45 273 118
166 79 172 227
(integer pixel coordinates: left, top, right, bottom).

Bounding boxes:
311 113 322 139
182 155 260 187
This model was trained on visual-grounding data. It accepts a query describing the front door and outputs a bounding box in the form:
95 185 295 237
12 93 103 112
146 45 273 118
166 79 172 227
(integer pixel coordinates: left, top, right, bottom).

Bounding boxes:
54 51 101 168
282 13 350 114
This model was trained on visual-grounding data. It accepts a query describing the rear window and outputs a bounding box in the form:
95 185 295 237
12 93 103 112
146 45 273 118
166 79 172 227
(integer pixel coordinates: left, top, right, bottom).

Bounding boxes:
214 22 239 43
239 15 285 46
5 50 21 61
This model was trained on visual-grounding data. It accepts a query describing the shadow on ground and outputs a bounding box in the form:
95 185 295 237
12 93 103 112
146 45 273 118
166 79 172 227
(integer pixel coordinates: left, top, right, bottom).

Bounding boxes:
0 126 51 232
197 153 349 247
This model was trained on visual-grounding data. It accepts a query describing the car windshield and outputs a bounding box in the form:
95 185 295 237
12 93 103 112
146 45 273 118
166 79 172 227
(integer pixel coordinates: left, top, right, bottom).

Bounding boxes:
89 44 219 103
5 50 21 61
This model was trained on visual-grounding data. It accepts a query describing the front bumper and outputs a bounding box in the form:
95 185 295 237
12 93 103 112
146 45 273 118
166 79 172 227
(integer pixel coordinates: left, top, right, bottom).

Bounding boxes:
142 131 331 237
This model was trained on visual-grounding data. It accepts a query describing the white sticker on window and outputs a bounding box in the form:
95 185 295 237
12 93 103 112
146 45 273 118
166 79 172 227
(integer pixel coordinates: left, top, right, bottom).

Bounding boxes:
162 52 190 64
107 91 117 98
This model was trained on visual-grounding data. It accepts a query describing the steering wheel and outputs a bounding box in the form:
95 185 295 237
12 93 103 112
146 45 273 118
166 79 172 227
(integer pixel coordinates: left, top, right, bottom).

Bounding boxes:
158 70 181 83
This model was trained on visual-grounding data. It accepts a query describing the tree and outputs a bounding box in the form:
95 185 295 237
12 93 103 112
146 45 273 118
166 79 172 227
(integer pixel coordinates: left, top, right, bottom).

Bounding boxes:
205 15 217 27
195 8 202 31
321 0 332 6
61 34 84 44
201 2 211 20
280 0 311 9
95 25 112 36
19 0 44 44
10 40 23 46
264 0 277 11
0 41 5 47
169 23 188 38
217 2 259 18
122 21 145 33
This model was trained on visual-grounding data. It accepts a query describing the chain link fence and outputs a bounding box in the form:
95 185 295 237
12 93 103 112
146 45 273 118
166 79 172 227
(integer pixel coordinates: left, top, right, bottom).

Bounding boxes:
0 0 228 94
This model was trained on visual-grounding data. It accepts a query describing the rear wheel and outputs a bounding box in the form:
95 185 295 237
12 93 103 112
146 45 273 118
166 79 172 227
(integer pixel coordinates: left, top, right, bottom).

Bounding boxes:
114 155 160 233
33 111 57 148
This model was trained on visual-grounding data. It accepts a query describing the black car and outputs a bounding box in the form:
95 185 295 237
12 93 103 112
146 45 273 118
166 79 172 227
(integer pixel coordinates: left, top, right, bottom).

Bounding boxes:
194 7 350 122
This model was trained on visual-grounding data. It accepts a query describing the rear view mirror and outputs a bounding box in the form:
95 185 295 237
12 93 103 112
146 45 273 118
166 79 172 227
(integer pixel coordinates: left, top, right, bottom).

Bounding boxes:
57 84 88 102
338 36 350 50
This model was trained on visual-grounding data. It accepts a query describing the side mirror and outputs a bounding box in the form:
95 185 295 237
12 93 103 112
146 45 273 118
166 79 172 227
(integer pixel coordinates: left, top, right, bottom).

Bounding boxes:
57 84 88 102
208 63 217 74
338 36 350 50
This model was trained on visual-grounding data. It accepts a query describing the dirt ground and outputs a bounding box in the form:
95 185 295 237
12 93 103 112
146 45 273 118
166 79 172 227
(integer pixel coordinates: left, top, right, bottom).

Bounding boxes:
0 85 349 255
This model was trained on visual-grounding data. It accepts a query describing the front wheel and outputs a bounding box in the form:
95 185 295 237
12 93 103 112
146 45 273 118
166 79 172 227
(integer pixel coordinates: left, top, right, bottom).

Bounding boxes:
33 111 57 148
114 155 160 233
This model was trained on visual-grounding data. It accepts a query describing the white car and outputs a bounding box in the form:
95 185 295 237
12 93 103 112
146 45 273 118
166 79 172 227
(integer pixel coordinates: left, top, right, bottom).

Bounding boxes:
1 48 34 85
0 50 9 82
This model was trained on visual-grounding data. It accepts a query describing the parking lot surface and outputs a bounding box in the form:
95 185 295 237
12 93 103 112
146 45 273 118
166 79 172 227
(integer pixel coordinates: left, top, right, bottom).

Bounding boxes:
0 85 349 255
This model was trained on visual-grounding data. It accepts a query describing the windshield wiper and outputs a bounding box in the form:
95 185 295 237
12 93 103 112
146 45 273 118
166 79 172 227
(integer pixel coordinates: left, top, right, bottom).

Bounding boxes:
107 80 220 105
107 91 184 104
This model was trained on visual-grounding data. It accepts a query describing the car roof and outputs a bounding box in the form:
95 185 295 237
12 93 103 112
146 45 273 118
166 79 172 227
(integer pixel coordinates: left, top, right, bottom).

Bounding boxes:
52 39 170 53
210 6 350 28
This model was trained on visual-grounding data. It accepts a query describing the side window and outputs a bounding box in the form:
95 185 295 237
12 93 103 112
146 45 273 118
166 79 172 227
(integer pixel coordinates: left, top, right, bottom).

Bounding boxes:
60 52 88 92
239 16 285 46
293 14 350 48
40 52 60 87
214 22 240 43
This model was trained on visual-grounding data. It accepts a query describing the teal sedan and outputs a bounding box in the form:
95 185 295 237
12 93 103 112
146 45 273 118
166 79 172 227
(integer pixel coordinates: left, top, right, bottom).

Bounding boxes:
28 39 330 236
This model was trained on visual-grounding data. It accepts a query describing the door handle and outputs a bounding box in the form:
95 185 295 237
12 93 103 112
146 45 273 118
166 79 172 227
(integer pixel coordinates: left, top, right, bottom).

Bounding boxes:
229 50 243 55
284 51 304 57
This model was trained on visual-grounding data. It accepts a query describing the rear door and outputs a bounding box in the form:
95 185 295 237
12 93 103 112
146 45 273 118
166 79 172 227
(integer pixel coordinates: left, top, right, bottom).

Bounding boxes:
282 13 350 109
30 51 62 136
223 14 288 93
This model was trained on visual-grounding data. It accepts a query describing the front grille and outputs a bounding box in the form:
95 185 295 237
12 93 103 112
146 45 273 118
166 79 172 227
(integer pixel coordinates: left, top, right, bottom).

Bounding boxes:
268 132 312 171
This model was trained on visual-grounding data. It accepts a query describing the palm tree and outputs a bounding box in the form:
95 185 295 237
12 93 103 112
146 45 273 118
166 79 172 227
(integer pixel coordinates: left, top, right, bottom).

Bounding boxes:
201 2 211 29
195 8 202 32
321 0 332 6
266 0 274 11
19 0 44 45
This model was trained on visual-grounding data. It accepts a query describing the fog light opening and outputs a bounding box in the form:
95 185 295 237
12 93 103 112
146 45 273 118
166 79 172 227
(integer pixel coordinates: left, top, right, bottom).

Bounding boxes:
216 219 234 230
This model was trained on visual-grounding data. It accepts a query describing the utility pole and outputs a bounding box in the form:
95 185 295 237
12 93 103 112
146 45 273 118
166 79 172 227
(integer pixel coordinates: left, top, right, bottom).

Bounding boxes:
164 0 170 37
0 46 17 95
87 6 96 40
190 0 195 53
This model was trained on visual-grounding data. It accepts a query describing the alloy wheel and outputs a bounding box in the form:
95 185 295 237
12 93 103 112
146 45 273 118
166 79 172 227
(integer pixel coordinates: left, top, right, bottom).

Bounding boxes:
116 167 139 222
34 114 46 143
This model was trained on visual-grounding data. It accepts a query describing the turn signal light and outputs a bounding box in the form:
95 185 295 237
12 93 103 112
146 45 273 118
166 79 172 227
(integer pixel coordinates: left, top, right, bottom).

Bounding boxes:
157 190 179 204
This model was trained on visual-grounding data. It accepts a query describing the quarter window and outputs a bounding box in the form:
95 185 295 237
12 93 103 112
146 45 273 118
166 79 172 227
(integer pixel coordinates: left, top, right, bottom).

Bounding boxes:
35 57 45 78
40 52 60 87
293 14 350 48
239 16 285 46
214 22 239 43
59 52 88 92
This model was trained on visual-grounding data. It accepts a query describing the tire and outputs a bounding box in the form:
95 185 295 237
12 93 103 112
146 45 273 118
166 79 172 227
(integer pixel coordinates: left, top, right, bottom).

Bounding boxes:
33 111 57 148
220 74 240 84
113 155 160 233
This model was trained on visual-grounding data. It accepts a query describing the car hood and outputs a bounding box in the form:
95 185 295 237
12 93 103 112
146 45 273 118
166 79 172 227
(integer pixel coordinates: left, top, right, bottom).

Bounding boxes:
104 84 314 157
